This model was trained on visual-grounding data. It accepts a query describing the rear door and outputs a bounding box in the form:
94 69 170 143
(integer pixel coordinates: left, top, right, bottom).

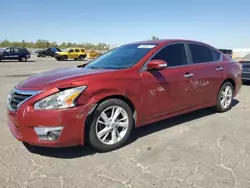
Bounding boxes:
140 43 196 119
187 43 225 106
74 48 80 58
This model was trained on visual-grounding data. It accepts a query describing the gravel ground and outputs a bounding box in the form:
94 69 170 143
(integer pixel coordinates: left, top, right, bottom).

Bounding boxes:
1 56 250 188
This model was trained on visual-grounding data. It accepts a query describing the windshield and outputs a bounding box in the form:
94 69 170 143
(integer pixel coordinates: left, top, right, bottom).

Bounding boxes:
85 44 156 69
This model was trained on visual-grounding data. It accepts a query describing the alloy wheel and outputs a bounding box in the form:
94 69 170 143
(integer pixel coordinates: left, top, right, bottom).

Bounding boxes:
95 105 129 145
220 85 233 109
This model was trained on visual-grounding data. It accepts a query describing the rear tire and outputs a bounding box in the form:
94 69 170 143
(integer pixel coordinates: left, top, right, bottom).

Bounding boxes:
78 55 86 61
214 82 234 112
87 99 134 152
19 56 27 62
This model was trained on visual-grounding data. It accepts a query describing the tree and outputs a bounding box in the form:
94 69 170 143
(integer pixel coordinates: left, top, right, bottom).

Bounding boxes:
0 39 109 50
151 36 159 40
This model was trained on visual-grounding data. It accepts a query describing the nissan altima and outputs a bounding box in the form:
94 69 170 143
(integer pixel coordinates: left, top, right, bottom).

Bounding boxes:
7 39 242 152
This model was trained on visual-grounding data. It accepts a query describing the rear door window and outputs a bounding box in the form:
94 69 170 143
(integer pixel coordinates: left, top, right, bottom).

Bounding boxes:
189 43 214 63
75 49 80 52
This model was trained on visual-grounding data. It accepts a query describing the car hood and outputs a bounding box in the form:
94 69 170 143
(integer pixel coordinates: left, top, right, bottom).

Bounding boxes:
16 66 115 90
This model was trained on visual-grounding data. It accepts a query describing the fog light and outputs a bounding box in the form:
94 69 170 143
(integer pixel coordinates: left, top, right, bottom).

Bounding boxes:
34 126 63 141
47 131 57 140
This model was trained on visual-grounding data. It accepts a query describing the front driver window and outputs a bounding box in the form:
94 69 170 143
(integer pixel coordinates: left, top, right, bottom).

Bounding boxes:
151 43 188 67
69 49 74 53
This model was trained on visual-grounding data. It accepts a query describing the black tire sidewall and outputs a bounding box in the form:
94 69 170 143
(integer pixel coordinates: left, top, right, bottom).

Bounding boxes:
63 55 68 61
78 55 84 60
19 56 27 62
216 82 234 112
88 99 134 152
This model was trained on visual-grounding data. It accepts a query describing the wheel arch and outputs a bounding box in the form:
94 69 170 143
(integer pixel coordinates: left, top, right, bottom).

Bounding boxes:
221 77 236 94
84 94 137 143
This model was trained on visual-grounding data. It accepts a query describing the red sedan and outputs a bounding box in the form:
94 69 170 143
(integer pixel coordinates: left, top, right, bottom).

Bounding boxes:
7 39 242 152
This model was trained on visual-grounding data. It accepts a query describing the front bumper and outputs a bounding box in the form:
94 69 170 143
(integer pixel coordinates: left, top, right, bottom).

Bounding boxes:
7 102 94 148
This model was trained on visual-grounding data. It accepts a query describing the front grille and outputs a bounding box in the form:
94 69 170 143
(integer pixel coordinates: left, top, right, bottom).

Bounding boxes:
9 92 32 111
7 88 41 111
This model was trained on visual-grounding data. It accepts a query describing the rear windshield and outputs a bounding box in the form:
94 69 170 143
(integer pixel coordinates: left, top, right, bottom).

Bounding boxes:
85 44 157 69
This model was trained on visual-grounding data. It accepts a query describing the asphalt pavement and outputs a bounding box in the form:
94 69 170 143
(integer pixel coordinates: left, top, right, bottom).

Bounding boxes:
1 56 250 188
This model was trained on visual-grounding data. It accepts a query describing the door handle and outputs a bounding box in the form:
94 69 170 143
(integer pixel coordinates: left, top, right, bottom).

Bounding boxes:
184 73 194 78
216 67 223 71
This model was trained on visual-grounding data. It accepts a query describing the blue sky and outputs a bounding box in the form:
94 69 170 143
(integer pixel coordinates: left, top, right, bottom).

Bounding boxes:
1 0 250 48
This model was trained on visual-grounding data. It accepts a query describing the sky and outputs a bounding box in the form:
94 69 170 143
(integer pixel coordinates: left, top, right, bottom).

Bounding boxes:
0 0 250 48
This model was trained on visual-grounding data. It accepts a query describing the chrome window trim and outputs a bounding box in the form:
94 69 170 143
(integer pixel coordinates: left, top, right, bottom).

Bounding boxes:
140 41 223 72
7 88 42 112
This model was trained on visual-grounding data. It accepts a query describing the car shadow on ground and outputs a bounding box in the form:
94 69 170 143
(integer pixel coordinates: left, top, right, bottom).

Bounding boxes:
24 99 239 159
0 60 36 63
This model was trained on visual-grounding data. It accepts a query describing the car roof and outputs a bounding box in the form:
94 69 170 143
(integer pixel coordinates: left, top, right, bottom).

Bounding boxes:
128 39 210 46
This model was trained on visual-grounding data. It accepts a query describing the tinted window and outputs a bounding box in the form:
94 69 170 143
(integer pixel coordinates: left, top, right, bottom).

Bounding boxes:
12 48 20 53
75 49 80 52
69 49 74 53
85 44 156 69
213 50 221 61
151 43 187 67
189 44 214 63
20 48 28 52
81 49 86 52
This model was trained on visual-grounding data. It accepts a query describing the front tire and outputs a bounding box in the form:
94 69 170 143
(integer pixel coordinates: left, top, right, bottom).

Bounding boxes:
214 82 234 112
87 99 134 152
61 55 68 61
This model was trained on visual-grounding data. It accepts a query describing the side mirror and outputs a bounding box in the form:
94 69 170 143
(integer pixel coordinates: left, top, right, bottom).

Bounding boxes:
147 60 167 71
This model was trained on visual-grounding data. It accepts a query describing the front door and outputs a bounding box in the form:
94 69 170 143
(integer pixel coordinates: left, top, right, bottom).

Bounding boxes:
9 48 20 60
68 49 75 58
140 43 196 120
2 48 11 60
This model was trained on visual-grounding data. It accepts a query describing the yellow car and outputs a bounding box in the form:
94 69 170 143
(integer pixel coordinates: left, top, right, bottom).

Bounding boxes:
54 48 87 61
87 50 102 59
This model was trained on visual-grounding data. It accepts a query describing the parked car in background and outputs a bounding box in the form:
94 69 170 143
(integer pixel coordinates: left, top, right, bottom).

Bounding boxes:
0 47 31 62
87 50 102 59
239 53 250 82
7 39 242 152
218 49 233 58
54 48 87 61
36 47 61 57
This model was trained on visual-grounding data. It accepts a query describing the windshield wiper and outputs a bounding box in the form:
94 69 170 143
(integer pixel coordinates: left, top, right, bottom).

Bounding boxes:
88 67 104 69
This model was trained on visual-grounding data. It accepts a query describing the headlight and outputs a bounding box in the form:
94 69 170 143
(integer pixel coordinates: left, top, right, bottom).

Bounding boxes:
34 86 87 110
